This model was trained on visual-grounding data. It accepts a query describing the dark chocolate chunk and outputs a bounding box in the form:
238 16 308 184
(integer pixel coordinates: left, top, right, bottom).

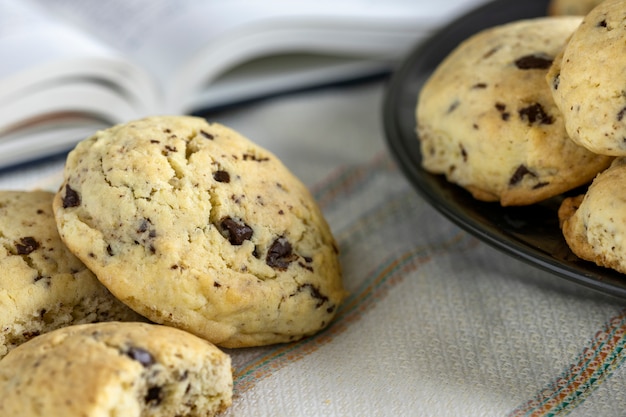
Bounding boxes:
213 170 230 183
519 103 553 125
514 54 553 70
290 283 329 308
266 237 297 270
243 153 270 162
200 130 214 139
495 103 510 121
509 164 536 185
145 386 163 406
125 346 155 367
460 144 468 162
137 218 150 233
598 19 607 28
551 73 560 91
62 184 80 208
219 217 253 245
16 237 39 255
617 106 626 121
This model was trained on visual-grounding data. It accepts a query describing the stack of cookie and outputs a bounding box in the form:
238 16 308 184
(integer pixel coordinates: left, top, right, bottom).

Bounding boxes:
0 115 347 415
416 0 626 276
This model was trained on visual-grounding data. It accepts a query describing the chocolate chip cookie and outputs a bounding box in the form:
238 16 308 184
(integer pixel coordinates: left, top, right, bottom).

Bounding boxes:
0 321 232 416
53 116 346 348
416 16 612 206
0 190 143 359
559 157 626 274
548 0 626 156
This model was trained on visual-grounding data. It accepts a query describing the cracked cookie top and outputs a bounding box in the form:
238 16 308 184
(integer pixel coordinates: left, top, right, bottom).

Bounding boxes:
52 116 346 348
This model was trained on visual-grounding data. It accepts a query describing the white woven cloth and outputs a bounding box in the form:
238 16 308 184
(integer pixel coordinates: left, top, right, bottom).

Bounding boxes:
3 81 626 417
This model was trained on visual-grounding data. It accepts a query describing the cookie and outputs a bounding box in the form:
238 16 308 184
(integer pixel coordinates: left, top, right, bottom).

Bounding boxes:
0 321 232 416
53 115 346 348
548 0 626 156
547 0 605 16
416 16 612 206
0 190 143 359
559 157 626 274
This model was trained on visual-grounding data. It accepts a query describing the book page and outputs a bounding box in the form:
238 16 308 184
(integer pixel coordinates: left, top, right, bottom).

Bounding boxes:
30 0 487 112
0 0 159 117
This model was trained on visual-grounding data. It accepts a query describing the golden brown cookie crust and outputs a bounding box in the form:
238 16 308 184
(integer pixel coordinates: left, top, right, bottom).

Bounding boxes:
417 16 612 206
560 158 626 274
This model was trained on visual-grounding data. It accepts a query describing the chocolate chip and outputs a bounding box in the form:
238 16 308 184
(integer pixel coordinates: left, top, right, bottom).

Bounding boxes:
598 19 607 28
219 217 253 245
483 46 500 59
16 237 39 255
447 100 460 114
617 106 626 121
266 237 297 270
290 283 329 308
514 54 553 70
213 170 230 183
509 164 536 185
519 103 553 125
460 144 468 162
125 346 155 367
471 83 487 89
62 184 80 208
145 386 163 406
495 103 510 121
137 218 150 233
551 73 560 91
243 153 270 162
200 130 214 139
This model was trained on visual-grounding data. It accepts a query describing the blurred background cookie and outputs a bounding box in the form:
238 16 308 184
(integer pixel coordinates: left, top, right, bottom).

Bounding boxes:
548 0 626 156
416 16 611 206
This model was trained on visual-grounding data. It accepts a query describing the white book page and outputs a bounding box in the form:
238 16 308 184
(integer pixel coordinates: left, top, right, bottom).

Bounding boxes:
0 0 159 129
30 0 488 112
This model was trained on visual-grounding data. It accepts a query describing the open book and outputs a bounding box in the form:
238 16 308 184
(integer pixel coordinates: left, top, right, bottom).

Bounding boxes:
0 0 486 169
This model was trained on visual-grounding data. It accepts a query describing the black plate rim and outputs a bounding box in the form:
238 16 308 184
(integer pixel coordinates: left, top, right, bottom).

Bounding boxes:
382 0 626 299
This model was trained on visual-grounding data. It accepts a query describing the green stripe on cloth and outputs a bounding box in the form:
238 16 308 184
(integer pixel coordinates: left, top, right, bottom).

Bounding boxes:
509 310 626 416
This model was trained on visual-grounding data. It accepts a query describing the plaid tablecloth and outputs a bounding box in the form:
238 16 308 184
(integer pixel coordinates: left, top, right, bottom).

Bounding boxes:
4 81 626 417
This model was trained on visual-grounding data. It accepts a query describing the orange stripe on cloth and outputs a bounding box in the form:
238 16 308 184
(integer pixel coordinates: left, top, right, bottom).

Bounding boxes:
508 310 626 417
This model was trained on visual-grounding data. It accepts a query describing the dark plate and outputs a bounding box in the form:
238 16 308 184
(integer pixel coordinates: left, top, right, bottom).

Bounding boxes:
382 0 626 299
